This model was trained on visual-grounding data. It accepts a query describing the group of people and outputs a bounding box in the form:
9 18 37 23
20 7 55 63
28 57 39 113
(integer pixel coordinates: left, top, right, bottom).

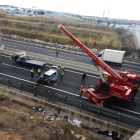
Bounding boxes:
31 68 41 80
30 49 87 83
31 65 87 84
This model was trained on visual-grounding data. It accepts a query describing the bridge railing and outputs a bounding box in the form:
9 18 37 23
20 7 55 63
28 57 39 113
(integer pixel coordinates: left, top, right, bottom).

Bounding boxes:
0 74 140 128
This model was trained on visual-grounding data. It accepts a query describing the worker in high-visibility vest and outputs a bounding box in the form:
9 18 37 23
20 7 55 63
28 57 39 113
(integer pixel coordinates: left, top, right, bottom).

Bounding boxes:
60 70 64 81
61 65 64 69
61 65 66 73
31 68 34 80
38 68 41 76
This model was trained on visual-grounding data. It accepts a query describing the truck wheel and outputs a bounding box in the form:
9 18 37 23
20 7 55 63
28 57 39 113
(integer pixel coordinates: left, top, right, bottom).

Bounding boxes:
100 82 110 92
131 90 137 99
47 80 50 84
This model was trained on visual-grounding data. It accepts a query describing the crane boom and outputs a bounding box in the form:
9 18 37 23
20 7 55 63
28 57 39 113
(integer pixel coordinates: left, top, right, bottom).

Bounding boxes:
58 24 123 84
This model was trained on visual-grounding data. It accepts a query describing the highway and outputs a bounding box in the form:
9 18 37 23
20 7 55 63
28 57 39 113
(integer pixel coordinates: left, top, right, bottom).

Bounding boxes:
2 39 140 75
1 40 140 118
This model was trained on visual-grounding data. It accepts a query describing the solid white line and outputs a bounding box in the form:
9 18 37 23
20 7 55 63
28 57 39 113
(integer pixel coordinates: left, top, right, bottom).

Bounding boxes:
0 72 87 99
49 53 75 60
123 63 140 69
0 54 10 58
59 56 75 60
134 97 139 100
4 40 91 59
110 105 140 115
42 84 87 98
0 52 99 79
65 69 100 78
2 63 30 71
0 72 35 84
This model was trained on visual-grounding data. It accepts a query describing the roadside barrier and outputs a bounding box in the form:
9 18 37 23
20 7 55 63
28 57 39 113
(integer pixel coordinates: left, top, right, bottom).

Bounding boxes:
0 73 140 128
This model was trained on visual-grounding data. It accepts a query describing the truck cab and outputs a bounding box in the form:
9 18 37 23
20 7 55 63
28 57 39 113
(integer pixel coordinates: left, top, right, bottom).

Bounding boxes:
120 71 140 98
96 51 104 59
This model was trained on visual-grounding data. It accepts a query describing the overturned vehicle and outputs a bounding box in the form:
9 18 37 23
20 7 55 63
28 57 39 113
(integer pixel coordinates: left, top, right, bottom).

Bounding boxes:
36 66 59 84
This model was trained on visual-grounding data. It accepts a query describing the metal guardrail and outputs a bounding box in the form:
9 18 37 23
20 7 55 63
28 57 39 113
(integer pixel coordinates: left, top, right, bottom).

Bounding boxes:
0 74 140 128
2 35 140 63
1 35 98 55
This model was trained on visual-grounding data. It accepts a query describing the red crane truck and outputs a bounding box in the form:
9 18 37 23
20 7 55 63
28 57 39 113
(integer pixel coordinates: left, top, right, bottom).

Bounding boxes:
59 24 140 106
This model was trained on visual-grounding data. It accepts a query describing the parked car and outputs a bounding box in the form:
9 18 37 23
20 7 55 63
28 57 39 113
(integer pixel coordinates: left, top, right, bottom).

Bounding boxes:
36 66 59 84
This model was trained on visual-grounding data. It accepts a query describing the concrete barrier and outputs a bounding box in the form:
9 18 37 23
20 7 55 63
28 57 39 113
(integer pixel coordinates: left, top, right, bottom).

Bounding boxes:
0 45 5 50
2 47 120 75
129 129 140 140
0 85 136 139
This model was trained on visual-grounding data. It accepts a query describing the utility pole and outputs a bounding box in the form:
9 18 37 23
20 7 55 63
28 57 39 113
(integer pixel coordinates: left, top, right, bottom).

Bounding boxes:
103 1 106 18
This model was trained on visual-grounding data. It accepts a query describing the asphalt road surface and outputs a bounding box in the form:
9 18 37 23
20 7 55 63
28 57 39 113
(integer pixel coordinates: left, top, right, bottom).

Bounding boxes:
0 53 140 118
2 40 140 75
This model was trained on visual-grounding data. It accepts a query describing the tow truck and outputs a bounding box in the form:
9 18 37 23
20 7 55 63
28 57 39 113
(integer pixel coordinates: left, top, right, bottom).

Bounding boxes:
10 51 47 68
59 24 140 106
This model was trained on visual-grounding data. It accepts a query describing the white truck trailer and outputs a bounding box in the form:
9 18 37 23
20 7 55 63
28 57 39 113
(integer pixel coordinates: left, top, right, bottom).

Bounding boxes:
97 49 125 66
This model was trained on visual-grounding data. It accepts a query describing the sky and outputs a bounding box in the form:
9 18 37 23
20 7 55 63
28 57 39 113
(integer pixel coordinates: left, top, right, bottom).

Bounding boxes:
0 0 140 20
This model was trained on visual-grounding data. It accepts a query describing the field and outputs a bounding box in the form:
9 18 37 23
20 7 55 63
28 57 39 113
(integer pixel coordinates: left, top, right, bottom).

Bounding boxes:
0 12 136 51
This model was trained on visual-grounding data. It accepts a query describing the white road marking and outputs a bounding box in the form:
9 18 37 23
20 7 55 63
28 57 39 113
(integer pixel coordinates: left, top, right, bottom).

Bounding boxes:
0 53 100 78
59 56 75 60
65 69 100 78
1 73 140 115
0 72 35 84
49 53 75 60
0 72 87 99
134 97 139 100
123 63 140 69
4 41 91 59
110 105 140 115
0 54 10 58
2 63 30 71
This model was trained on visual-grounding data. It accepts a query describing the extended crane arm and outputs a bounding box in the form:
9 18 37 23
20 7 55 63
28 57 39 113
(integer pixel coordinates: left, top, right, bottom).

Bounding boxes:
58 24 123 84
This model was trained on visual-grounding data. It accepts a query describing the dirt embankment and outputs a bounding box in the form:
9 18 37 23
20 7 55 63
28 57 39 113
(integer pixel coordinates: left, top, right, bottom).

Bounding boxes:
0 96 110 140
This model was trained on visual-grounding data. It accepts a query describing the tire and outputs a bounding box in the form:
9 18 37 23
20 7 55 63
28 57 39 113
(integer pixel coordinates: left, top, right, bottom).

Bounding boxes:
100 82 110 92
47 80 51 84
131 90 137 99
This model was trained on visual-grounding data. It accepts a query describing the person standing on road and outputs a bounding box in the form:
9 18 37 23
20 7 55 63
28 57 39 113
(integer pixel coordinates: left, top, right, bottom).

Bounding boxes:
61 65 64 70
60 70 64 81
81 72 87 84
56 51 59 57
38 68 41 76
61 65 66 73
31 68 34 80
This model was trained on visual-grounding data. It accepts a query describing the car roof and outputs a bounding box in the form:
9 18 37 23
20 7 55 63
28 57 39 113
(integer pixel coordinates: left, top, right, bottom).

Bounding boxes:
44 69 56 76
